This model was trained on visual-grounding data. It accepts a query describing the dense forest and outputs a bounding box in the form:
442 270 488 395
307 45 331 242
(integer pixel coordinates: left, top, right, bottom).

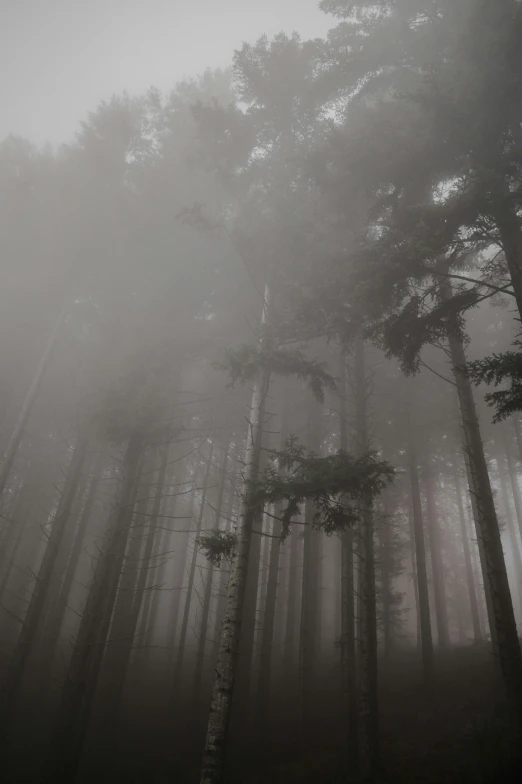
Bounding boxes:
2 1 522 782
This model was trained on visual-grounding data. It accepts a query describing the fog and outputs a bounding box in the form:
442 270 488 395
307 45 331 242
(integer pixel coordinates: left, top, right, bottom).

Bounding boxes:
1 2 522 783
1 0 329 144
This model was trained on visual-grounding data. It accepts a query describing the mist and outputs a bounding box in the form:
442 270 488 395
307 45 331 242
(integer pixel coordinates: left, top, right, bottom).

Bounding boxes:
1 2 522 783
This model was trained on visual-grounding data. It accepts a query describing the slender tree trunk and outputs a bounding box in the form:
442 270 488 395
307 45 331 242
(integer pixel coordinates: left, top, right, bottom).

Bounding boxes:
338 347 358 774
283 520 300 681
353 338 379 782
424 469 450 649
193 436 231 712
505 437 522 541
298 399 321 747
513 417 522 464
39 453 104 676
453 465 482 642
42 434 143 783
3 432 89 725
443 280 522 723
172 440 215 696
379 506 393 660
212 481 236 647
0 306 66 501
408 427 434 682
497 457 522 614
200 285 271 784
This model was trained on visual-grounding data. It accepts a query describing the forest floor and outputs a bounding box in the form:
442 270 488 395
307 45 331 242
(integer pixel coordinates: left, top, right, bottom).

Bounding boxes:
225 644 522 784
26 642 520 783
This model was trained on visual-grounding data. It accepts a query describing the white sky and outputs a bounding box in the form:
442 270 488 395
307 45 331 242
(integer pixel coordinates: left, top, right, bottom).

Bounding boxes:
1 0 332 147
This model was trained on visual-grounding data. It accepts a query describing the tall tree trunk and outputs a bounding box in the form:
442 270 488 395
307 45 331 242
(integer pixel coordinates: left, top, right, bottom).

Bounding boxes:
379 506 393 660
505 437 522 541
3 432 89 725
212 480 236 648
298 399 321 747
443 280 522 723
353 338 379 782
338 347 358 774
172 440 215 697
39 453 104 679
42 434 143 783
0 306 66 500
283 520 300 682
424 469 450 649
408 426 434 682
497 457 522 614
200 285 271 784
193 436 231 713
453 465 482 642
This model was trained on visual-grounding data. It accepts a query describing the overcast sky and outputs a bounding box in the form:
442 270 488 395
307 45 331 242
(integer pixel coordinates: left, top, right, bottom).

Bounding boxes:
1 0 331 147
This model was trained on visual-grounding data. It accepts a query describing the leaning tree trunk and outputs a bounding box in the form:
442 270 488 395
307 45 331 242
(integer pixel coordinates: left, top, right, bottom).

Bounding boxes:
353 337 379 782
453 464 482 643
200 286 272 784
424 469 450 649
0 306 66 501
42 433 143 784
443 279 522 723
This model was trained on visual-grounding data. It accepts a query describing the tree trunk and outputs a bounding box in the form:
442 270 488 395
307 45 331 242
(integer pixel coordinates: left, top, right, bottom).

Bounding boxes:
408 427 434 682
453 465 482 643
298 398 321 747
505 437 522 541
3 432 89 725
424 469 450 649
497 456 522 614
42 434 143 783
0 306 66 500
172 440 215 697
443 280 522 723
200 285 271 784
338 346 358 774
39 452 104 678
354 338 379 782
193 436 231 713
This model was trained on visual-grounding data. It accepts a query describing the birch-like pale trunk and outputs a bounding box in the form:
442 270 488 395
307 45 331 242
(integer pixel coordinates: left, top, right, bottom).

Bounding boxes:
443 280 522 723
200 285 271 784
453 465 482 642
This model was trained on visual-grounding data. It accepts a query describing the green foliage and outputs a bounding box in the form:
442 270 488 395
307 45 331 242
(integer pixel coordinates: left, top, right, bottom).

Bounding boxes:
467 343 522 421
257 436 395 538
214 344 336 403
197 529 238 567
